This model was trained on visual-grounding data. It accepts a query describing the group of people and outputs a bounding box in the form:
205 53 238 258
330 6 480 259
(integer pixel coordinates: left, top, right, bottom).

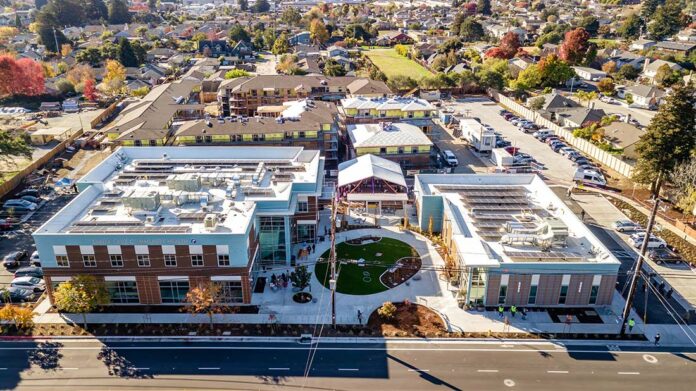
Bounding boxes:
270 272 290 291
497 305 526 320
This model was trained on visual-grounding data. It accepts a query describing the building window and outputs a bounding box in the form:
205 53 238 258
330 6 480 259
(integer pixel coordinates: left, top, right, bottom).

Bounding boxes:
589 285 600 305
297 201 309 212
398 147 404 154
134 140 142 146
299 131 306 138
164 254 177 267
558 285 569 304
106 281 139 303
379 147 387 154
412 146 418 154
213 280 243 303
259 216 287 265
110 254 123 268
498 285 507 304
149 140 157 146
82 255 96 267
159 280 190 303
137 254 151 267
217 254 230 267
297 223 316 243
191 254 204 267
56 255 69 268
528 285 538 305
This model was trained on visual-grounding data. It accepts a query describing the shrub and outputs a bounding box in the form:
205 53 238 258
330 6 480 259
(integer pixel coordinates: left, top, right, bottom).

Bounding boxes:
377 302 397 320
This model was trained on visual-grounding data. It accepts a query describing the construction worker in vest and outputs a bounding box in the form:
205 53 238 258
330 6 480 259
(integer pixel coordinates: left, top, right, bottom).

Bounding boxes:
498 305 504 318
511 305 517 317
628 318 635 332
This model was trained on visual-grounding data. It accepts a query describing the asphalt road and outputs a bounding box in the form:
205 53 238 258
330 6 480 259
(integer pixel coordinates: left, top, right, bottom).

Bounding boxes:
0 339 694 390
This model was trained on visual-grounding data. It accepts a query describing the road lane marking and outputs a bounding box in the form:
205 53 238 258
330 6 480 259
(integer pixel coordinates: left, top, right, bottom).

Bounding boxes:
61 368 79 370
408 369 430 372
643 354 658 364
478 369 499 373
504 379 515 387
0 368 6 370
198 367 220 370
268 367 289 370
547 370 569 374
618 372 640 375
338 368 359 371
133 367 150 370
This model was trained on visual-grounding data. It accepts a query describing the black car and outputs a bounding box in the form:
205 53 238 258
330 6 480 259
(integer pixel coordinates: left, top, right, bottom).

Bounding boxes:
14 266 44 279
648 248 683 265
16 188 40 198
571 155 589 163
0 286 38 303
2 250 27 268
496 139 512 148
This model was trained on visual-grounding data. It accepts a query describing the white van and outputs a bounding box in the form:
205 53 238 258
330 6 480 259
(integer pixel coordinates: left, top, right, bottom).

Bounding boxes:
443 150 459 167
532 129 554 139
573 169 606 187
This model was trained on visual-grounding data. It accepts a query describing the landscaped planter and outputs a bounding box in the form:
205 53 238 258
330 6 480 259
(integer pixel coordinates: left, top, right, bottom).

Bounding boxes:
292 292 313 303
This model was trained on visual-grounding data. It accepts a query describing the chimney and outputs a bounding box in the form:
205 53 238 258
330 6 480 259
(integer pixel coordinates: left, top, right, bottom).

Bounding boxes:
625 113 631 124
643 58 650 72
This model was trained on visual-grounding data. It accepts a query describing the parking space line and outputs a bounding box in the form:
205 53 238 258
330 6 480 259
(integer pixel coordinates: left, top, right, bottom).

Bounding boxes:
338 368 359 371
618 372 640 375
268 367 289 370
547 370 569 374
477 369 499 373
198 367 220 370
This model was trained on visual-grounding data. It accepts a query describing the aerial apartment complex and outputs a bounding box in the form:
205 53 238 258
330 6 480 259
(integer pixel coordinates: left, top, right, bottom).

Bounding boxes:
33 146 324 305
414 174 621 308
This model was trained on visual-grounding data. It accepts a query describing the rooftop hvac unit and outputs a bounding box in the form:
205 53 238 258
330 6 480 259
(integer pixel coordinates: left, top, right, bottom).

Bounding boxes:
204 214 218 231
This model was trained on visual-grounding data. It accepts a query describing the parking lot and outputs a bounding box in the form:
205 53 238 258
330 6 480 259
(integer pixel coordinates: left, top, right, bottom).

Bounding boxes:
444 97 578 185
1 193 75 295
429 121 491 174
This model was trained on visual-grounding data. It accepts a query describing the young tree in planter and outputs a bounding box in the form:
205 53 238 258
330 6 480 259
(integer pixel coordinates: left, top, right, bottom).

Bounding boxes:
291 265 313 292
184 283 227 330
53 275 110 330
377 302 397 320
0 305 34 330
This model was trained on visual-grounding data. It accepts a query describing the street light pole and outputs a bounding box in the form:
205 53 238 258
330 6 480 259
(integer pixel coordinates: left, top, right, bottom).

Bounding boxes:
329 196 337 329
620 176 662 335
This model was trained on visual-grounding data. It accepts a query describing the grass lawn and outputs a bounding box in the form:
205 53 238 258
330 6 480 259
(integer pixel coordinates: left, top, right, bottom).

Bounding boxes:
315 237 419 295
362 48 433 80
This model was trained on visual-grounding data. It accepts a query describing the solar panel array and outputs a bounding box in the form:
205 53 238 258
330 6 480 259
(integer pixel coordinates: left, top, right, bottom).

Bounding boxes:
504 250 583 262
68 225 190 234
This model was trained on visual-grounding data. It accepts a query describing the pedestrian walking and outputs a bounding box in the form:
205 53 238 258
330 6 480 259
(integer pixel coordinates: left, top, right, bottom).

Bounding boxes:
566 187 572 199
511 305 517 317
498 305 504 318
357 310 363 325
654 333 661 346
504 316 510 332
628 318 635 332
580 210 586 221
311 244 315 254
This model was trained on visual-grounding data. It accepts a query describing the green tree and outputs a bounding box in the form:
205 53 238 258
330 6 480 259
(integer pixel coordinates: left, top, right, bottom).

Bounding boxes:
0 130 32 169
272 32 289 55
252 0 269 13
597 78 615 95
617 13 642 40
536 54 575 87
529 96 546 111
387 75 418 91
228 24 250 43
634 82 696 193
107 0 131 24
648 1 683 41
224 69 250 79
654 63 682 87
477 0 491 15
281 7 301 26
377 301 397 320
617 64 640 80
148 0 156 11
290 265 313 292
84 0 108 21
309 19 329 44
575 90 598 107
459 17 484 42
37 24 68 53
38 0 85 27
238 0 248 11
117 37 138 67
641 0 662 20
53 275 110 329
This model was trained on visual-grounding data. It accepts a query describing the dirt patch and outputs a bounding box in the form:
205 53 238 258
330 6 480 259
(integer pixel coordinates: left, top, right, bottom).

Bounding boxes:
380 257 422 288
368 302 446 336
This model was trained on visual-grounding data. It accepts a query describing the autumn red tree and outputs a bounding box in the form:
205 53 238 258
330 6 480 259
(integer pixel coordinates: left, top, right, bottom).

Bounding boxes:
559 28 592 65
83 78 97 101
463 2 477 15
0 55 44 97
485 32 520 59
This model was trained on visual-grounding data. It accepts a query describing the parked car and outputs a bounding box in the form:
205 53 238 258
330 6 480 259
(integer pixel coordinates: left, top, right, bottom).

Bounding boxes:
0 286 38 303
0 219 12 231
570 154 589 163
14 266 43 279
546 136 561 145
3 199 37 212
11 276 45 292
442 150 459 166
573 168 606 186
551 143 567 153
2 250 27 268
648 248 683 265
20 195 41 204
495 138 511 148
533 129 554 140
16 189 39 198
29 250 40 267
499 110 511 116
558 147 576 157
629 233 667 249
612 220 642 232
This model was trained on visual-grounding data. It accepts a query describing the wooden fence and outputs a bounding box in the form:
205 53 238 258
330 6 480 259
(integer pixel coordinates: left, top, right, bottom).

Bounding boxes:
489 90 635 178
0 129 84 198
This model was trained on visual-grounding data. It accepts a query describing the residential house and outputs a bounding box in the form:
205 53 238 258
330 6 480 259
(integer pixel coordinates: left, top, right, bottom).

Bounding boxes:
602 121 645 159
621 84 666 109
557 107 607 129
642 59 682 83
339 96 437 133
375 31 414 46
653 41 696 56
572 66 607 81
601 49 645 70
630 38 656 51
676 28 696 42
289 31 311 46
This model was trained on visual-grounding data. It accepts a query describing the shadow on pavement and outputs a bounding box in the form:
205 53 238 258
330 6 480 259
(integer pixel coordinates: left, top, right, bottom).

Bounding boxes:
0 340 37 390
387 353 462 391
28 341 63 371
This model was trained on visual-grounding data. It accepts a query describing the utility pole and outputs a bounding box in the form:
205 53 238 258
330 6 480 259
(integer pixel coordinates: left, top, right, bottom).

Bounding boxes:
53 26 59 56
620 176 662 335
329 195 337 329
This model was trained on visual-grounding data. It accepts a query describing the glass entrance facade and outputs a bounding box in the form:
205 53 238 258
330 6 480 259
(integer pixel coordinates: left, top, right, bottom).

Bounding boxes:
259 216 287 265
105 280 139 304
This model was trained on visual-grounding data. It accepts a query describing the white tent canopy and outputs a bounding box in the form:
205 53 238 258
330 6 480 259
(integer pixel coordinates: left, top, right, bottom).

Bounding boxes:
337 154 406 188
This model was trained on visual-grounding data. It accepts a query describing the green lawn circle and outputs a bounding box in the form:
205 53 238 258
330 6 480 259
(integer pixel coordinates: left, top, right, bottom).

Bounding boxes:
314 237 420 295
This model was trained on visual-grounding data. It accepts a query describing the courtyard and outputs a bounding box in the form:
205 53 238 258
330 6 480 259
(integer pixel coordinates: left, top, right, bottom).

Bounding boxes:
315 237 421 295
